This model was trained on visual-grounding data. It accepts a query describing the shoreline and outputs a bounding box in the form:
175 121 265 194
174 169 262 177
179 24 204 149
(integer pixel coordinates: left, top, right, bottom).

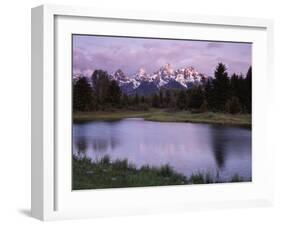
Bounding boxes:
73 109 251 128
73 155 247 190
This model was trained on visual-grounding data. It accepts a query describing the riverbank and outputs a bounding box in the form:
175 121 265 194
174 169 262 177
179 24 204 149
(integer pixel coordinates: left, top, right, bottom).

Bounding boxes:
73 155 244 190
73 109 251 128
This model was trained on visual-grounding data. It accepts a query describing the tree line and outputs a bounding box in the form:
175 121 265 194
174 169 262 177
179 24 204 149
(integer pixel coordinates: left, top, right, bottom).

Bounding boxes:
73 63 252 114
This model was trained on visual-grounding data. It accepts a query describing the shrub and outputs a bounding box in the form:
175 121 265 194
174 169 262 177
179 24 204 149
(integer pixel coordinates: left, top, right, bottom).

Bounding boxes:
100 155 110 165
225 96 242 114
137 103 150 111
159 164 174 177
112 159 129 170
189 173 205 184
199 100 208 113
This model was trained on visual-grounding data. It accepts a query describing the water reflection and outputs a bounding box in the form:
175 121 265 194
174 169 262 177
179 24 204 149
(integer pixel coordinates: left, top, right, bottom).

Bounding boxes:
73 119 252 181
74 137 88 157
74 136 120 157
210 127 227 169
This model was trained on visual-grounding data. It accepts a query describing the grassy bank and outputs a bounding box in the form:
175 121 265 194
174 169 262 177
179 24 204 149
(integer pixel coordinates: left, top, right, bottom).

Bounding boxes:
73 109 251 127
73 155 245 190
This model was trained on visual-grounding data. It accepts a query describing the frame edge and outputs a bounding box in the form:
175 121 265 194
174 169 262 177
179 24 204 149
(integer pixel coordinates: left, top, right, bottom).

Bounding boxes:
31 5 44 221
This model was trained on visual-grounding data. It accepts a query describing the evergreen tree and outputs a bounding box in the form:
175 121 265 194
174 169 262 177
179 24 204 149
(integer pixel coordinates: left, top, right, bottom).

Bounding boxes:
91 70 110 104
230 73 240 97
204 79 214 110
212 63 230 111
108 80 121 105
165 89 171 107
141 96 145 103
176 90 187 110
225 96 242 114
73 76 94 111
152 93 160 108
199 100 208 113
122 94 129 107
245 66 252 113
188 86 204 109
159 90 164 107
134 93 139 105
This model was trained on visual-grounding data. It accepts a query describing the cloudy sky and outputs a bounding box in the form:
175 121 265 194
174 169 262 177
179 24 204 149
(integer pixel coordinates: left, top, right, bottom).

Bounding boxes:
73 35 252 77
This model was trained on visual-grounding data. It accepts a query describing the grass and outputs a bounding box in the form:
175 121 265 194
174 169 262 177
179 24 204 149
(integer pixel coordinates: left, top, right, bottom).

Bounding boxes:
73 109 251 128
73 155 247 190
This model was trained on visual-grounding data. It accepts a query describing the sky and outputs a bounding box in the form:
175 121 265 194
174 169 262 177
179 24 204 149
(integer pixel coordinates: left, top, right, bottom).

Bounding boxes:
73 35 252 77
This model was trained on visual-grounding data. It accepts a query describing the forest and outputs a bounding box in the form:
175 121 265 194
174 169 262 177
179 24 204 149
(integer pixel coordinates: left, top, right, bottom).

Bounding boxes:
73 63 252 115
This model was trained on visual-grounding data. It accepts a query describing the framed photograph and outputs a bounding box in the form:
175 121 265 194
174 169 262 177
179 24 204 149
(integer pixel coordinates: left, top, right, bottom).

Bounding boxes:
31 4 274 221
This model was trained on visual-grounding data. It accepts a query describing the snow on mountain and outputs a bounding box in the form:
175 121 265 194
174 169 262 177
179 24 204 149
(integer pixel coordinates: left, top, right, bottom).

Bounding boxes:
111 69 131 84
109 64 207 95
110 69 138 95
135 68 153 82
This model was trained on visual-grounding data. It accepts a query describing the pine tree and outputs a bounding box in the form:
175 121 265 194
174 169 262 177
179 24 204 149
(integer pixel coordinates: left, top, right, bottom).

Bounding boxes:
165 89 171 107
141 96 145 103
91 70 110 104
245 66 252 113
122 94 129 107
189 86 204 109
225 97 242 114
199 100 208 113
134 93 139 105
212 63 230 111
152 93 160 108
108 80 121 105
176 90 187 110
159 90 164 107
73 76 94 111
230 73 239 97
204 79 214 110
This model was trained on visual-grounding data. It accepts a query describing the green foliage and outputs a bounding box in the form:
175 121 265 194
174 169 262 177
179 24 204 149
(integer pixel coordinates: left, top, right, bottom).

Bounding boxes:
134 93 139 105
74 110 251 128
164 89 171 107
188 173 205 184
73 77 95 111
122 94 129 107
159 164 174 177
100 155 110 165
176 90 187 110
73 155 246 189
188 86 204 109
225 96 242 114
152 93 160 108
159 90 164 107
137 103 150 111
140 95 145 103
199 100 208 113
72 155 187 189
107 80 121 105
212 63 231 111
245 67 252 113
73 64 252 114
91 70 110 104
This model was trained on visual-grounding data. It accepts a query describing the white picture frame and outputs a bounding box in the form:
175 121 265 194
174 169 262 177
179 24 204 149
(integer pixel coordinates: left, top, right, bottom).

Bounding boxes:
31 4 274 221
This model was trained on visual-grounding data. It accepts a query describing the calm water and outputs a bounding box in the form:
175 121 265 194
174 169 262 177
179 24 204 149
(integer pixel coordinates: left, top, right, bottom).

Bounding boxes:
73 118 252 182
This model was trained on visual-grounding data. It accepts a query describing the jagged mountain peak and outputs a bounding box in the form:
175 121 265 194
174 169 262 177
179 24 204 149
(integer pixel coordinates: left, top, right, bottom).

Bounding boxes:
108 65 207 95
135 67 152 82
113 69 127 80
155 63 174 77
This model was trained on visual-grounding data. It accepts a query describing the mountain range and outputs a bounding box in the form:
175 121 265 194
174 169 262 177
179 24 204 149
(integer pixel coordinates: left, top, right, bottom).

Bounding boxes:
74 63 209 96
109 63 208 95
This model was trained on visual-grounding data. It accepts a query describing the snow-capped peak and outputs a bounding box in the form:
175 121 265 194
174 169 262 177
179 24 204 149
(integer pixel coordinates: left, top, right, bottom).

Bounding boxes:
163 63 174 74
135 67 152 82
108 64 207 95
